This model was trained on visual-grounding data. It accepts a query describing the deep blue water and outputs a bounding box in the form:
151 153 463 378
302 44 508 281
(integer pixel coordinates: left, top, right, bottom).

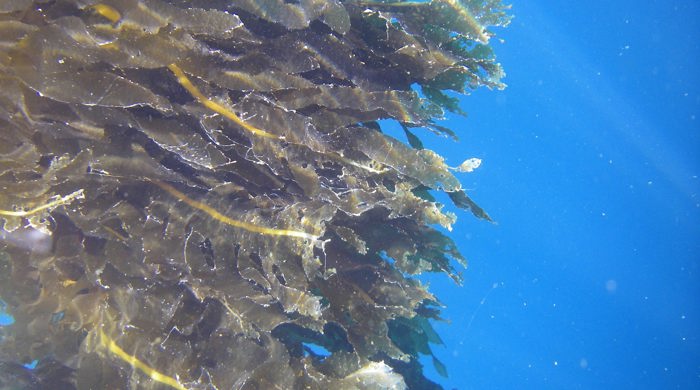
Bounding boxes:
418 1 700 389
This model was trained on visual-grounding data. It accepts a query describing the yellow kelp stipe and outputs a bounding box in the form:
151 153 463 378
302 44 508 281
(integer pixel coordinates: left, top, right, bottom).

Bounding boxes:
90 4 122 24
167 64 280 140
0 190 84 217
98 330 187 390
153 180 319 240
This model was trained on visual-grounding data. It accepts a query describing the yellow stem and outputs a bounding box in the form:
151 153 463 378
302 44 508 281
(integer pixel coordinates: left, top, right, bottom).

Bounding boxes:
167 64 280 140
153 180 318 240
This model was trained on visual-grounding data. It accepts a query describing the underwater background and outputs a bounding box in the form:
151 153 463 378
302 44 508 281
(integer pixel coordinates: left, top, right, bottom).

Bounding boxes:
417 1 700 389
0 1 697 389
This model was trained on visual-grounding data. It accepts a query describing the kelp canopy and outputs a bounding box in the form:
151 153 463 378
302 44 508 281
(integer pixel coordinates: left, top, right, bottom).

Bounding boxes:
0 0 509 388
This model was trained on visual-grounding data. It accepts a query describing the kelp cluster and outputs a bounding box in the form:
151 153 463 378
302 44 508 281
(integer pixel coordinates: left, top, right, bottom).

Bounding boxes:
0 0 509 388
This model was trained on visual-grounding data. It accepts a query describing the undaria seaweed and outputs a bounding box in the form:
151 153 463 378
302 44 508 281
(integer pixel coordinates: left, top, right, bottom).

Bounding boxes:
0 1 510 389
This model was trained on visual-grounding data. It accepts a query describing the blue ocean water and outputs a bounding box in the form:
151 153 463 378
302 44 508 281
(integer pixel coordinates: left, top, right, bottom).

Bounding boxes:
418 1 700 389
